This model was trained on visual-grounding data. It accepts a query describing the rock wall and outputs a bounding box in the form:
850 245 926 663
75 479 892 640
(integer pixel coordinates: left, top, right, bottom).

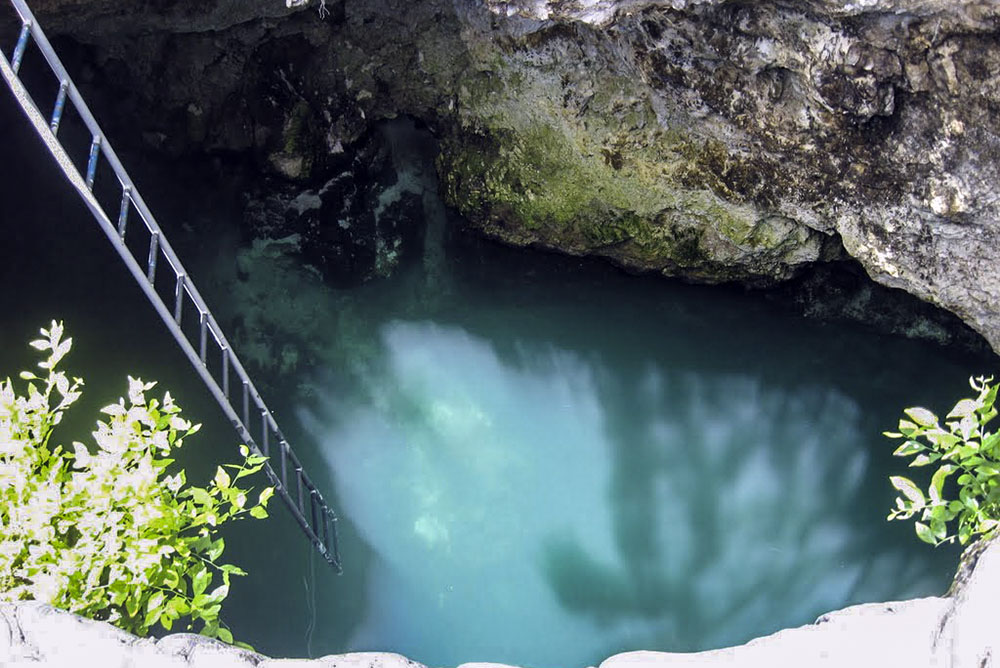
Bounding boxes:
444 0 1000 349
5 0 1000 351
4 537 1000 667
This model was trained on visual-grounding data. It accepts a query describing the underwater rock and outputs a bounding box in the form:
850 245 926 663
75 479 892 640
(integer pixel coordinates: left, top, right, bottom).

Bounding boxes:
240 129 425 286
3 536 1000 667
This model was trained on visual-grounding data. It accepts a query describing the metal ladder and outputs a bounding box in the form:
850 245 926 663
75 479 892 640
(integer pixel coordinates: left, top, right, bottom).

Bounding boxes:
0 0 342 572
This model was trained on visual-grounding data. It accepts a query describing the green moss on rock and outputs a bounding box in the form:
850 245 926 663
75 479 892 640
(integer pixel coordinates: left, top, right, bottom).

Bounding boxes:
438 54 821 283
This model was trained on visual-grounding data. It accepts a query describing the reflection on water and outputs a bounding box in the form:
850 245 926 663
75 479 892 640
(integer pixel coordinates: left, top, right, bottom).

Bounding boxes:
301 321 946 667
4 92 992 668
200 118 984 667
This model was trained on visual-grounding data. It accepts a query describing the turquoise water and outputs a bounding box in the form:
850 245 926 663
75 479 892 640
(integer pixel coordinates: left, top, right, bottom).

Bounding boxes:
1 89 995 668
233 237 984 667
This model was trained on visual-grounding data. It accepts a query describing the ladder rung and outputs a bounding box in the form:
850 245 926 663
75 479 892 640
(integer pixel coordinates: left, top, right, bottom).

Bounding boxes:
261 410 269 456
330 512 340 569
117 186 130 238
146 231 159 284
85 135 100 190
296 468 305 514
242 380 249 426
280 440 288 489
320 506 329 548
49 80 67 134
310 491 319 537
221 346 229 397
10 22 30 75
173 274 184 324
198 311 207 363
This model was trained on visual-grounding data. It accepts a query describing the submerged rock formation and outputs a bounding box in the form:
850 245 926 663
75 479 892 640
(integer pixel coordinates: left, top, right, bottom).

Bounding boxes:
3 536 1000 667
5 0 1000 350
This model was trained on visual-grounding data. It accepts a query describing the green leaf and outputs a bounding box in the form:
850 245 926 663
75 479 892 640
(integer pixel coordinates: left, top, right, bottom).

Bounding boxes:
905 408 938 427
167 597 190 616
147 591 165 613
188 487 212 506
926 431 961 450
914 522 936 544
163 568 180 589
207 584 229 603
192 566 211 597
930 465 956 504
948 399 979 419
143 605 162 629
909 453 940 467
249 506 268 519
891 476 925 508
214 467 231 490
258 487 274 507
220 564 247 577
893 440 924 457
217 627 234 644
234 463 265 478
206 538 225 562
930 518 948 541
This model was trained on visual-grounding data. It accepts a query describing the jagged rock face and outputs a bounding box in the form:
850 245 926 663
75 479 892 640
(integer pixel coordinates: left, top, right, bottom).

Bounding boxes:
9 0 1000 350
449 0 1000 346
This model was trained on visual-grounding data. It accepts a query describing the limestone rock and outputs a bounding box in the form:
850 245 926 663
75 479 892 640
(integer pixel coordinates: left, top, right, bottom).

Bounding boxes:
446 0 1000 348
4 537 1000 667
0 601 427 668
8 0 1000 350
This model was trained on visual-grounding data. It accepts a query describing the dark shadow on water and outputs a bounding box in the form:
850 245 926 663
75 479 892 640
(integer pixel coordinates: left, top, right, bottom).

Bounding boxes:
0 88 374 658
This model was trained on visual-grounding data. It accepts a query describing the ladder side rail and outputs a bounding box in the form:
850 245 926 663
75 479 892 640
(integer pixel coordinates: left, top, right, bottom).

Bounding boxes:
262 408 336 525
4 1 286 452
1 3 342 571
148 214 343 570
120 167 340 568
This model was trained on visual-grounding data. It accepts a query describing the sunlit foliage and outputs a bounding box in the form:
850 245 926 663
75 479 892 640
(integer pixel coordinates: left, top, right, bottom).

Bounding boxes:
0 322 272 646
887 376 1000 547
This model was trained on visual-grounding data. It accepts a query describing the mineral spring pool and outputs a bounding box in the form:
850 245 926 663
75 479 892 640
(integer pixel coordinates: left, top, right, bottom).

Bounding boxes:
1 93 995 668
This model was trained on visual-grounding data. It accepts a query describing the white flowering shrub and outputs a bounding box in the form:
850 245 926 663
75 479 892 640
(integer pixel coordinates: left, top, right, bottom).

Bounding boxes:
0 322 273 646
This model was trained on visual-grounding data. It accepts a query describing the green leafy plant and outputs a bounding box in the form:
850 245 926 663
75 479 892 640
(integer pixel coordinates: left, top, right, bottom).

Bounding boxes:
886 375 1000 547
0 322 274 646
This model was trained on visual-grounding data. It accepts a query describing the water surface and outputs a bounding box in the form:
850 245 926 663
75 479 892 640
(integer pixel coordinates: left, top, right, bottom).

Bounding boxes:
1 94 994 668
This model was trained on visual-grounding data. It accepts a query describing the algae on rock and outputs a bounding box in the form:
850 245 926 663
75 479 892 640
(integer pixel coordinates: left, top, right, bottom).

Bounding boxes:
437 23 825 285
